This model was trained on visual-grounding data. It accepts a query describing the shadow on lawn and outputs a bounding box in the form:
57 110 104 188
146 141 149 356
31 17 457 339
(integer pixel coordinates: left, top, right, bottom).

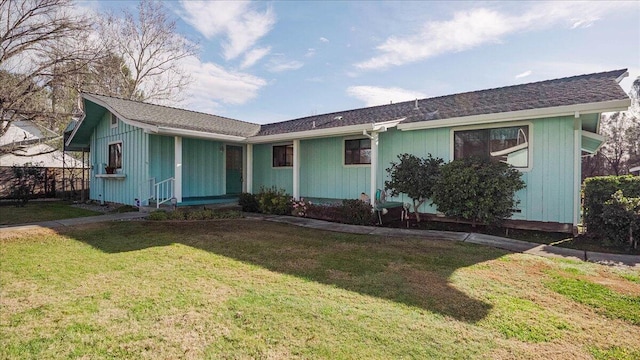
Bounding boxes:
65 220 507 323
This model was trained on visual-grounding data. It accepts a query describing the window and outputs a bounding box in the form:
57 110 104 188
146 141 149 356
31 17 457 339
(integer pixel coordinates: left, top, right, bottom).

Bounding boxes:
273 144 293 167
345 138 371 165
109 113 118 128
108 142 122 169
454 125 529 168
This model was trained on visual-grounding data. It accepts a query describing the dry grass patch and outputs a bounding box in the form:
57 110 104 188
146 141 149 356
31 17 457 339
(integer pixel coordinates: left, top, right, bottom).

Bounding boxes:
1 219 639 359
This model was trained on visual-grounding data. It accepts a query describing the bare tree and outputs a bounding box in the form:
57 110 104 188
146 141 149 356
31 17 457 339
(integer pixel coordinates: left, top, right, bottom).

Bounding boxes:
99 0 198 103
599 112 635 175
0 0 100 154
584 78 640 177
626 78 640 169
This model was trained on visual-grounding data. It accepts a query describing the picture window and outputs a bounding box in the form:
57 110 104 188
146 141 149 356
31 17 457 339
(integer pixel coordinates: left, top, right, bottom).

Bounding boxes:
454 125 529 168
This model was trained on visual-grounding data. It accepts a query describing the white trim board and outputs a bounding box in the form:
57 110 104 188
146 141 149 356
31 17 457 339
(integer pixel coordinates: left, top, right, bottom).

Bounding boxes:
398 100 630 131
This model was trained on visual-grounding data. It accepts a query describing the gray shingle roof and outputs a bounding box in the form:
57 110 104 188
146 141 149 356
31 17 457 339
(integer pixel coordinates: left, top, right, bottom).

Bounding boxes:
257 69 629 136
81 69 629 139
84 93 261 137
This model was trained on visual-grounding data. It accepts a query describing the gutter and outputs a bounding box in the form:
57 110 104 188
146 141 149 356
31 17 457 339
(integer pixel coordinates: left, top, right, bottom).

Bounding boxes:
247 117 406 144
397 99 631 131
150 127 246 142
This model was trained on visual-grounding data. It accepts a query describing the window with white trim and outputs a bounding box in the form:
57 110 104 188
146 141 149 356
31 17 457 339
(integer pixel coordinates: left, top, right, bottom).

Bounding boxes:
108 142 123 169
345 138 371 165
454 125 529 168
273 144 293 167
110 113 118 128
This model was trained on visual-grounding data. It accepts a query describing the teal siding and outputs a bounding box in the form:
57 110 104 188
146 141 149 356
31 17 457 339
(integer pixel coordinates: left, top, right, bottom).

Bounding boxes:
300 137 370 199
252 143 293 194
86 108 577 224
89 113 148 205
379 118 576 224
524 117 575 224
378 127 450 213
148 135 174 183
182 138 225 197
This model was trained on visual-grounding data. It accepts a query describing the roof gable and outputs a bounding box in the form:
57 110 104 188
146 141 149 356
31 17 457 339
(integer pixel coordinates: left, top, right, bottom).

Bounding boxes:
83 93 261 138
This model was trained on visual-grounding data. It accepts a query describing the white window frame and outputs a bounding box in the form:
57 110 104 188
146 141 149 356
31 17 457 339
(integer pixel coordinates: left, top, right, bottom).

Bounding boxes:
449 121 533 172
110 113 118 129
108 140 123 170
343 136 372 168
271 142 293 169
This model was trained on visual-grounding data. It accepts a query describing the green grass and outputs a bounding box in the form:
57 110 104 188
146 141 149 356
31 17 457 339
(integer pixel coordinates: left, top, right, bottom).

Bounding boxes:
545 272 640 325
0 201 101 225
1 220 639 359
589 345 640 360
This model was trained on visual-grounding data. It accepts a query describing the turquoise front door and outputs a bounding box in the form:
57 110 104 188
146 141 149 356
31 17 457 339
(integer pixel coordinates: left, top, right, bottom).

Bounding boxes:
226 145 243 194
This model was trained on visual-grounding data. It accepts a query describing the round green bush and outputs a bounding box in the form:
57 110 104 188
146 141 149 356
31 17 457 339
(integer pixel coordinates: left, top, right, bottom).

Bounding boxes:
148 210 168 221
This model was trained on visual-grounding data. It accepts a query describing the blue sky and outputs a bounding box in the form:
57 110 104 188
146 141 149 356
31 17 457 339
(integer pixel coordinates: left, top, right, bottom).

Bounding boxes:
87 1 640 124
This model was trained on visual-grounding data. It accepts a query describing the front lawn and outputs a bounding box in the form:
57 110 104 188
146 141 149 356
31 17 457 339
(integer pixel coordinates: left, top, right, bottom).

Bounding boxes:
1 220 639 359
0 201 101 225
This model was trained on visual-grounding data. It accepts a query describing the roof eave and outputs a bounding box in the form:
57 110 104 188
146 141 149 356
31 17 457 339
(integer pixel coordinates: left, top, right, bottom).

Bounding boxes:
152 126 246 142
64 110 86 147
397 99 631 131
82 93 158 132
581 130 606 154
615 70 629 84
247 118 405 144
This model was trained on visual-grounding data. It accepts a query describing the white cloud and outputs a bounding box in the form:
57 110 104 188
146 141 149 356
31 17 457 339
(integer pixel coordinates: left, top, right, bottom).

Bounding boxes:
181 57 267 113
265 55 304 73
305 48 316 57
571 18 597 29
355 1 636 70
347 86 427 107
319 37 329 43
241 47 271 69
515 70 532 79
179 1 275 61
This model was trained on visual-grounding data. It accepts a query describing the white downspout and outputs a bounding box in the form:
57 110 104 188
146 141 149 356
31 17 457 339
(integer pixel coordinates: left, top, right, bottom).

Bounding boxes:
174 136 183 203
246 143 253 193
293 139 300 200
369 132 379 208
573 114 582 232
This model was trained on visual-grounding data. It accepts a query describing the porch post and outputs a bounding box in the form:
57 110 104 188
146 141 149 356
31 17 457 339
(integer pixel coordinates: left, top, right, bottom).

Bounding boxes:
246 143 253 193
370 132 378 208
572 116 582 231
293 139 300 200
174 136 183 203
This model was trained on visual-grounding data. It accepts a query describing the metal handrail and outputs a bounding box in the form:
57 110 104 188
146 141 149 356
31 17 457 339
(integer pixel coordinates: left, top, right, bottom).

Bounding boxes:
155 177 175 208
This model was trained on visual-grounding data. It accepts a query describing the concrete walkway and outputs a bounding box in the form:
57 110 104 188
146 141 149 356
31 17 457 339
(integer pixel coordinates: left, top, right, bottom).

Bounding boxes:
0 212 148 232
251 214 640 268
2 211 638 268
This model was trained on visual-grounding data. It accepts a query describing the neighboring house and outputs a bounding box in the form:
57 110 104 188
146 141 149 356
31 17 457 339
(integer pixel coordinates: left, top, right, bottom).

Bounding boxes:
66 69 631 232
630 165 640 176
0 119 85 169
0 119 86 197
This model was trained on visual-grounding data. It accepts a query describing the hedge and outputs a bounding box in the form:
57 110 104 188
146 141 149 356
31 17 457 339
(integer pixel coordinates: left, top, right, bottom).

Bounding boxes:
583 176 640 232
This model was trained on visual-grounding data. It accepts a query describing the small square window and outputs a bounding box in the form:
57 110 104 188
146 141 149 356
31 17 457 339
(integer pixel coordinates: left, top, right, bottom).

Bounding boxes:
109 142 122 169
345 138 371 165
110 113 118 128
273 144 293 167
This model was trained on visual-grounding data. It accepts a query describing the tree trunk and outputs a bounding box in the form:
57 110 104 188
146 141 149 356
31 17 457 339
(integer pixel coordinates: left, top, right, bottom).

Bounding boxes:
413 199 425 223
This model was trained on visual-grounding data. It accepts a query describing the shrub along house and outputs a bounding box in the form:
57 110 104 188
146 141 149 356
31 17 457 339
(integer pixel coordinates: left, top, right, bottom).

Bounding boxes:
65 69 631 232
